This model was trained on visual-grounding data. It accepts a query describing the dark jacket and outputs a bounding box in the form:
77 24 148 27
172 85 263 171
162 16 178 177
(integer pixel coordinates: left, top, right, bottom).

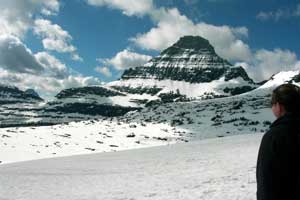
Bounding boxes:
257 113 300 200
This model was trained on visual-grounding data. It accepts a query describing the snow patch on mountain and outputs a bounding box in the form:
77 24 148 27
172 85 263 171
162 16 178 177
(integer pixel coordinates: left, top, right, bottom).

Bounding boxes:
109 76 255 99
259 71 299 89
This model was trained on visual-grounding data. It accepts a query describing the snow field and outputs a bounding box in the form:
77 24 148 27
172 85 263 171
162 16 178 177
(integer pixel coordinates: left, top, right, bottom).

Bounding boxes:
0 119 186 164
0 133 262 200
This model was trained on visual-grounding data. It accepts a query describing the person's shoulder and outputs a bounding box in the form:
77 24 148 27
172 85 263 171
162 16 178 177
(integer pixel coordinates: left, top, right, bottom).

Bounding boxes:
268 124 293 154
260 128 275 146
262 126 286 148
265 125 283 137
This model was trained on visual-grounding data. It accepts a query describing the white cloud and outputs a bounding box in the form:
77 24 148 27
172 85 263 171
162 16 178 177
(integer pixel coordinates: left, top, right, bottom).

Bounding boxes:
41 0 60 16
0 47 101 99
35 52 68 79
95 66 112 77
236 49 300 82
0 0 60 38
99 49 152 70
131 8 251 62
0 1 102 99
0 1 81 61
0 34 74 80
34 19 72 42
0 34 44 74
86 0 154 16
257 4 300 21
85 1 252 63
0 68 102 99
71 54 84 62
42 38 76 53
0 35 101 99
33 19 82 61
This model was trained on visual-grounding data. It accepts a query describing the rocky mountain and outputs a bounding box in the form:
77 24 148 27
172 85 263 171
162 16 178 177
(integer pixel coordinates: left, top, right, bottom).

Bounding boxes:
109 36 257 102
0 84 43 104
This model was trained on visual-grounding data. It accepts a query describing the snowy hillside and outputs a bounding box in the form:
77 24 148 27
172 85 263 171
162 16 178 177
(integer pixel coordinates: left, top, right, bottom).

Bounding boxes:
255 71 299 92
0 133 261 200
0 71 299 164
0 119 186 164
0 87 270 164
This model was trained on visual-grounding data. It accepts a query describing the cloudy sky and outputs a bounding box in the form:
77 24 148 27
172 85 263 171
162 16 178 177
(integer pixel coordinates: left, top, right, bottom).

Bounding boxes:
0 0 299 98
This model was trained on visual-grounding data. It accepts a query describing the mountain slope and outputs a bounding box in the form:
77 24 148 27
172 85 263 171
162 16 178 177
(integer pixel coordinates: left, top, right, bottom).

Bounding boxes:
109 36 257 101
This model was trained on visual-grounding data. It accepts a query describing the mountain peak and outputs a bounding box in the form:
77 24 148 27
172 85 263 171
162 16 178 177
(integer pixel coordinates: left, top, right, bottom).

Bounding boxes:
25 89 42 100
173 35 215 52
160 35 216 57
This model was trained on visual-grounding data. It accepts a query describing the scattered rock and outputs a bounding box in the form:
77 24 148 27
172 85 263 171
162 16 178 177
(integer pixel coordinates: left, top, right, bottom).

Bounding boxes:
153 137 168 141
2 134 11 138
54 134 71 138
129 124 137 128
85 148 96 151
142 135 150 139
54 141 62 148
126 133 136 138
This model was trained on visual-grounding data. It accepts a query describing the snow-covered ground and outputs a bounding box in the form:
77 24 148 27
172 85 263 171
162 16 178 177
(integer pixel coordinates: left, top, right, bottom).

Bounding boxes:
0 119 187 164
0 83 274 164
0 133 261 200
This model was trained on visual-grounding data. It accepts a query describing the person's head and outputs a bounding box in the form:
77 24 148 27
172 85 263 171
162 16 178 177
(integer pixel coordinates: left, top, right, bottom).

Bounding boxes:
271 83 300 118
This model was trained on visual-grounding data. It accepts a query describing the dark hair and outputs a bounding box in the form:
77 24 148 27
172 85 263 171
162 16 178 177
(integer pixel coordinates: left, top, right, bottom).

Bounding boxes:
271 84 300 114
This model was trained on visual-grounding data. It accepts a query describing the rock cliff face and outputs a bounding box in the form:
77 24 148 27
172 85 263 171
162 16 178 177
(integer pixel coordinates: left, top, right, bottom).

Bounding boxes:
109 36 257 100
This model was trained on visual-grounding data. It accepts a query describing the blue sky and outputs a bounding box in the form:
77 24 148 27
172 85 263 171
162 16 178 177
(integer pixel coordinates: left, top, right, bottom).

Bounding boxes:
0 0 299 98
